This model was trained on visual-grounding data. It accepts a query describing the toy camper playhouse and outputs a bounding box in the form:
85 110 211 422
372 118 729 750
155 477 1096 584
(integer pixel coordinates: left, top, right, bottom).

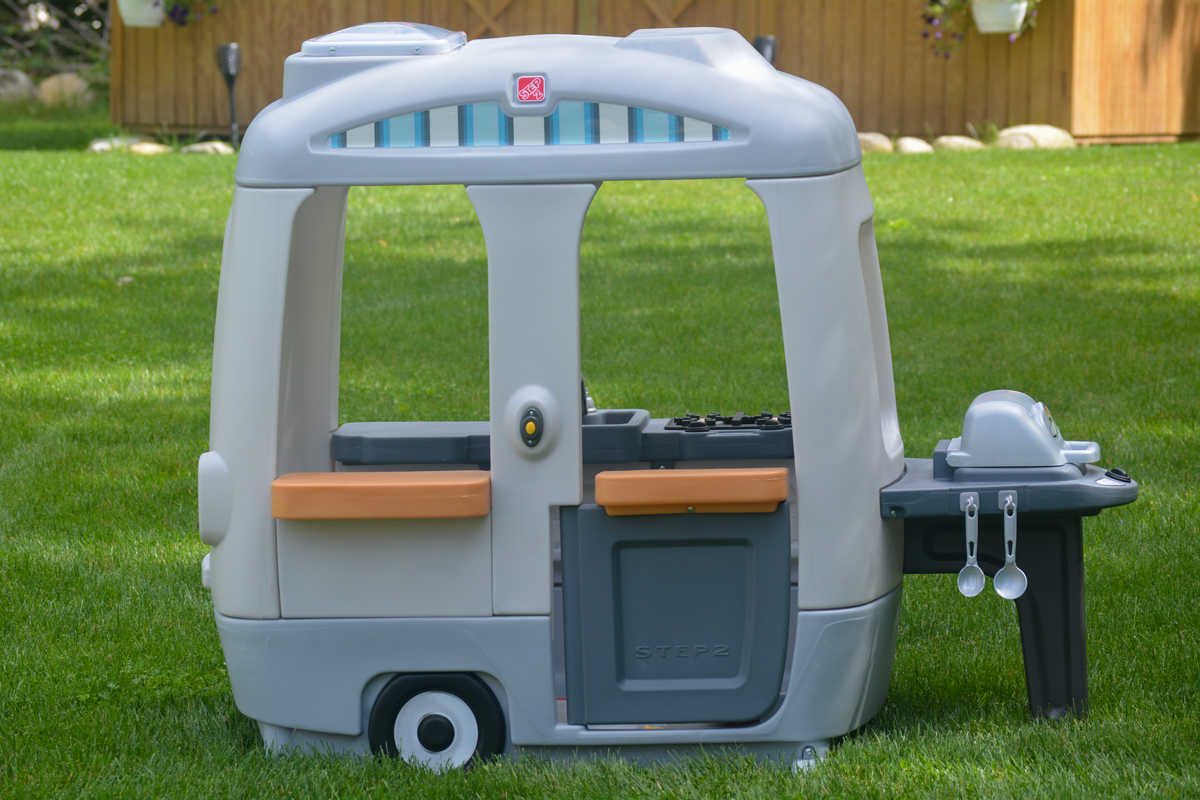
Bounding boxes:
198 24 1138 768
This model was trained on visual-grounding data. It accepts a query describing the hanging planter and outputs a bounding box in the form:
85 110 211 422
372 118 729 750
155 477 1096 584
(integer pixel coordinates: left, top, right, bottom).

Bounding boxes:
924 0 1041 56
971 0 1029 34
116 0 165 27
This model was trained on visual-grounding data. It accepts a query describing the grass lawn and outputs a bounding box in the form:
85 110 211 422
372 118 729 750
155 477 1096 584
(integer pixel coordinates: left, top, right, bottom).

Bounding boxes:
0 100 123 151
1 142 1198 797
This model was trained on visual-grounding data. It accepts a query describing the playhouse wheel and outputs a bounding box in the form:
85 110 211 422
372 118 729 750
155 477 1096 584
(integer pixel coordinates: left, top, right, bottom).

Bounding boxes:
368 674 505 769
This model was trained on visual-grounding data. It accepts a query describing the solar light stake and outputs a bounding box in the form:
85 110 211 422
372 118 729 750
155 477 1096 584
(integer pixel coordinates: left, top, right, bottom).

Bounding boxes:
216 43 242 148
752 35 777 66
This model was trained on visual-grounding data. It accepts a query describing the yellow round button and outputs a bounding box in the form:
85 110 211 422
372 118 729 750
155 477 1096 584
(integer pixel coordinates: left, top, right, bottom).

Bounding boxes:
525 420 537 435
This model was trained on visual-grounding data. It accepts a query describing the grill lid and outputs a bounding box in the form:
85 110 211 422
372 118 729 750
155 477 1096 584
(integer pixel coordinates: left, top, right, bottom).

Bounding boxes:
944 390 1100 468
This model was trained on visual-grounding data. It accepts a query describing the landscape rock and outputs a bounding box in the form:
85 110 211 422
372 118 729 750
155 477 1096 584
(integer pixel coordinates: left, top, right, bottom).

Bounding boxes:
181 140 235 155
38 72 93 106
0 68 36 102
994 131 1038 150
87 136 151 152
933 135 986 151
128 142 171 155
857 132 893 153
996 124 1075 149
895 136 934 154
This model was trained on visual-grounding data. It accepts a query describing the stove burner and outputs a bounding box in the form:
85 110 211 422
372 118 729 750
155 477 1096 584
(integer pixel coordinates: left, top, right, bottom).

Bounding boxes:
665 411 792 432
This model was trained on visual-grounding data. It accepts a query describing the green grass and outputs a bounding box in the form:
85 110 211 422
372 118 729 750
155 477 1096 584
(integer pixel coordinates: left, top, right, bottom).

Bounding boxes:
0 100 124 151
1 143 1198 797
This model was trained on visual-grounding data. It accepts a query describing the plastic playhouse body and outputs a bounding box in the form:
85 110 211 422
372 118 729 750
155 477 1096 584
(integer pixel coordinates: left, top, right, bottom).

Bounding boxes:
199 23 1137 768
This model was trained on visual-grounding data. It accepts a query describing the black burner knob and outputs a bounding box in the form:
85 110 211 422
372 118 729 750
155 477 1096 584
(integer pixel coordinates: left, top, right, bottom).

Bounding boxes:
1105 467 1132 483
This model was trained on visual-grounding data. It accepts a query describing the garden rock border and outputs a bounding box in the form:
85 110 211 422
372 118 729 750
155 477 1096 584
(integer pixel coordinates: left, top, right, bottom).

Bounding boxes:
996 125 1076 149
0 69 36 103
933 135 986 151
859 125 1076 154
128 142 172 155
181 141 235 155
87 136 152 152
858 132 893 153
895 136 934 154
38 73 93 107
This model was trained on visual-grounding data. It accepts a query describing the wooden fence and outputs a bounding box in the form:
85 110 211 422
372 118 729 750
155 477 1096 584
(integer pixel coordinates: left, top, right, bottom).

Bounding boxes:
1073 0 1200 140
110 0 1200 141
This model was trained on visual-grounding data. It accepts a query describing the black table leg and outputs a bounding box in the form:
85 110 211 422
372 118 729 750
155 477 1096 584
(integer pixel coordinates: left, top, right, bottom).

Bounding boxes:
902 515 1088 719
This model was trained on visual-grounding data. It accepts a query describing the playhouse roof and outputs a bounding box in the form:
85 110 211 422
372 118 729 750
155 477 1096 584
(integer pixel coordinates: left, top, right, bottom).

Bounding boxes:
234 25 862 188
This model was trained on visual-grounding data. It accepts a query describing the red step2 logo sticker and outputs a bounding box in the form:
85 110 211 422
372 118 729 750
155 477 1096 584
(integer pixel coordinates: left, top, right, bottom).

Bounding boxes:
517 76 545 103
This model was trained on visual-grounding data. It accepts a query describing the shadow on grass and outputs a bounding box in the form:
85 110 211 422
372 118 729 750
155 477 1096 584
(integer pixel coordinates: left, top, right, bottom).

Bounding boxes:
1 231 226 370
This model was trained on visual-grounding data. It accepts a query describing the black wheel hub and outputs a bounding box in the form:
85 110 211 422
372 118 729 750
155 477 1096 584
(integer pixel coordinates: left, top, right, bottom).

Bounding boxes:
416 713 455 752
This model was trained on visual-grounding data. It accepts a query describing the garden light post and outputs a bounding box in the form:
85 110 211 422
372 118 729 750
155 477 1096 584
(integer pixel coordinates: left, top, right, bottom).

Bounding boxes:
216 43 241 148
752 35 777 65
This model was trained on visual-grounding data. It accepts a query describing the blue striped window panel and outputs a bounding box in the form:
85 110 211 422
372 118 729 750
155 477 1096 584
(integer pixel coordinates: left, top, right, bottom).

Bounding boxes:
329 102 731 148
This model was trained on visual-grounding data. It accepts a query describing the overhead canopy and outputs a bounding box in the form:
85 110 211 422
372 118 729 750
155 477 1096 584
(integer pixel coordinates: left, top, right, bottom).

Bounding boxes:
235 26 861 187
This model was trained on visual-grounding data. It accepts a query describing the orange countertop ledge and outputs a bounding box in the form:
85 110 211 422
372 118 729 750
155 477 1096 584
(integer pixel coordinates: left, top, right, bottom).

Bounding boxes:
271 471 490 520
594 467 789 516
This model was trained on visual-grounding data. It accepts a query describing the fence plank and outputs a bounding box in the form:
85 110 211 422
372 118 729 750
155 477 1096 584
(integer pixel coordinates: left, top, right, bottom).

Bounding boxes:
758 0 777 36
985 27 1007 126
157 23 177 131
1007 27 1031 127
1186 4 1200 133
1028 0 1052 123
880 0 907 134
840 0 864 128
923 24 946 135
901 0 926 134
943 30 966 136
135 28 156 126
734 0 756 40
859 0 883 133
821 0 843 100
1056 0 1077 132
801 0 823 85
775 0 801 77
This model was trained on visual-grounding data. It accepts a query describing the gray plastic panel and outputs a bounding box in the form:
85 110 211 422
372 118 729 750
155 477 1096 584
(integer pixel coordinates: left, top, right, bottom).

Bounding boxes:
881 458 1138 519
332 421 490 465
332 412 794 465
219 586 901 752
560 503 791 725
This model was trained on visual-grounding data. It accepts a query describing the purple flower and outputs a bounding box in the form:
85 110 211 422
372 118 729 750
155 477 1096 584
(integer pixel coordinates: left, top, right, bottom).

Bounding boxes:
932 17 941 25
1008 33 1018 42
167 3 190 25
935 30 942 38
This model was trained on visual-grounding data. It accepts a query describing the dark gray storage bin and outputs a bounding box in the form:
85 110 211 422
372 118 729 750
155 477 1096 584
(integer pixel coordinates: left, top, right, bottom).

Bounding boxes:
560 503 791 725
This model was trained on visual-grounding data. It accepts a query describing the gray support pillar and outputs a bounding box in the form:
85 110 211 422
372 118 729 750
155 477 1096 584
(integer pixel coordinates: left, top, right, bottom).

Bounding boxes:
208 186 315 620
748 169 904 611
468 183 598 615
